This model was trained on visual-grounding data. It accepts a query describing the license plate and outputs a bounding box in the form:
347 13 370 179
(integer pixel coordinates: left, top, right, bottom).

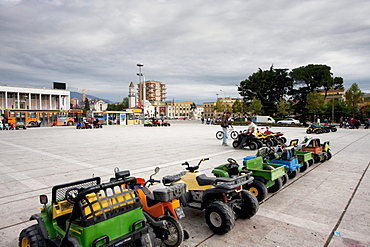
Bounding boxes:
175 207 185 219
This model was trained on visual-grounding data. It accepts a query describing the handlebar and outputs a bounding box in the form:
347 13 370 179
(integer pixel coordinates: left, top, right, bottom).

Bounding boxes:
182 158 209 172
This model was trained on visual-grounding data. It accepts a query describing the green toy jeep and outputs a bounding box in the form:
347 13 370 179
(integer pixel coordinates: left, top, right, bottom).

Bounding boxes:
19 173 155 247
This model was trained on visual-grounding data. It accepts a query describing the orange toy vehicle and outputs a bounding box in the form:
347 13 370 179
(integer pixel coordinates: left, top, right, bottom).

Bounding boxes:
114 167 188 247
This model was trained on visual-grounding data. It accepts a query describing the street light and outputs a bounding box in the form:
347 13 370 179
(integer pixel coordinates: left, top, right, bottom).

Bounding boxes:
220 89 226 99
137 63 145 123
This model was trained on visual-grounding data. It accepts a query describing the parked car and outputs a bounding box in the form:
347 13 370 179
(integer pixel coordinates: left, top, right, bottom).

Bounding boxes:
277 118 300 124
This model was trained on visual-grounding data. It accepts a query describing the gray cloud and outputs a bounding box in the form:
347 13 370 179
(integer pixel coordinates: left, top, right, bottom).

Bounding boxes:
1 0 369 103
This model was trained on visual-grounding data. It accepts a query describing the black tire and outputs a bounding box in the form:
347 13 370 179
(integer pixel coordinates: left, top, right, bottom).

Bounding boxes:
137 227 156 247
257 140 263 149
314 129 321 134
236 190 259 219
267 177 283 193
281 174 289 185
313 154 321 163
326 151 332 160
159 215 184 247
300 161 309 172
216 131 223 140
249 142 258 150
230 131 238 139
243 180 268 202
19 224 46 247
306 129 312 134
205 201 235 235
67 121 73 126
29 122 36 127
280 137 287 144
271 138 278 146
331 127 337 132
265 140 273 147
308 159 314 167
288 169 298 179
232 140 240 148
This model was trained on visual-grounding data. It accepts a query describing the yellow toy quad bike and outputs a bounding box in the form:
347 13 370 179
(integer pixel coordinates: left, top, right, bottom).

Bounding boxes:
255 128 278 147
162 158 259 235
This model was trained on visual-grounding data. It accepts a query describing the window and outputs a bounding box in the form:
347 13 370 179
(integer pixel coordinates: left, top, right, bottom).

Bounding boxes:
28 112 36 118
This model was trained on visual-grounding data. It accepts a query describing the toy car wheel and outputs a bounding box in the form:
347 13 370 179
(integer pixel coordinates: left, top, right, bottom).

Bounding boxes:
205 201 235 235
326 151 332 160
308 159 314 167
321 153 327 162
136 227 156 247
257 140 263 149
313 154 321 163
265 140 273 147
159 215 184 247
243 180 267 202
216 131 223 140
281 174 289 185
300 161 309 172
267 177 283 193
19 224 46 247
230 131 238 139
314 129 321 134
232 140 240 148
288 169 298 179
249 142 258 150
271 138 278 146
331 127 337 132
235 190 259 219
306 129 312 134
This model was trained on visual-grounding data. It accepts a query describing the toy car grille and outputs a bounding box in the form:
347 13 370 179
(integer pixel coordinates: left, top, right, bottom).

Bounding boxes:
52 177 101 204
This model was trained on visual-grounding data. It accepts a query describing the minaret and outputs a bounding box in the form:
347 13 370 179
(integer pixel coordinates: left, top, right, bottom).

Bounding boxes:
128 82 136 108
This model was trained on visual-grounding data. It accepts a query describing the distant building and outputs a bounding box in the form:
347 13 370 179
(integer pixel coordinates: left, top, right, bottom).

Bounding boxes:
138 80 166 103
0 85 70 110
89 99 108 112
70 97 79 108
128 82 136 108
318 88 346 102
203 97 241 118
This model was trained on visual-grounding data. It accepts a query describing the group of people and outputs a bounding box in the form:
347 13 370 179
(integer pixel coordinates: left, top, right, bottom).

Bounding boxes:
221 112 256 148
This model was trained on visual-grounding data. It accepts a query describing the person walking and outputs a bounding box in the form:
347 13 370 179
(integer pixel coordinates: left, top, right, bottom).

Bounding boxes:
221 112 231 146
238 117 257 149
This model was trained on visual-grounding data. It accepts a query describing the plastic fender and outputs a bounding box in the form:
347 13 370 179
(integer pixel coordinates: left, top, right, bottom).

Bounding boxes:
161 200 182 220
137 189 165 219
211 167 231 178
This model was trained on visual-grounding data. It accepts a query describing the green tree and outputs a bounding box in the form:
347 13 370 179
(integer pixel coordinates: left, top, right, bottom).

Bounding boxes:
232 98 244 115
213 99 225 113
345 83 363 116
306 91 326 120
276 98 290 117
290 64 340 115
107 97 129 111
83 98 90 116
248 97 263 115
238 65 293 115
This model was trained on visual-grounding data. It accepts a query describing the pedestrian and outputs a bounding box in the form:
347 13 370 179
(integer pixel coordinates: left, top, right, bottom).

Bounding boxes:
201 117 204 124
221 112 231 146
238 117 257 149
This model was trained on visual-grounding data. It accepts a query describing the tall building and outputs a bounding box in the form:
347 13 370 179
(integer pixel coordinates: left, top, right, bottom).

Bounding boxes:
138 80 166 103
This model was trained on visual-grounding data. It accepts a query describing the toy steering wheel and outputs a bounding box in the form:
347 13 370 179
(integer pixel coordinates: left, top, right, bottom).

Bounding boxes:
65 188 80 204
226 158 239 169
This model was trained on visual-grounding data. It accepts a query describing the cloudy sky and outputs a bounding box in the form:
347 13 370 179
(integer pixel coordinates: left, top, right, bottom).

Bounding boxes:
1 0 369 103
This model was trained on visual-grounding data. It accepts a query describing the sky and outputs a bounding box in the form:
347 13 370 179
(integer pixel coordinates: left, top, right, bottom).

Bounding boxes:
1 0 369 104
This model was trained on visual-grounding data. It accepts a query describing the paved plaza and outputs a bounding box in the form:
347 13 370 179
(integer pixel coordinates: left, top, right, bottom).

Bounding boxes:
0 121 369 247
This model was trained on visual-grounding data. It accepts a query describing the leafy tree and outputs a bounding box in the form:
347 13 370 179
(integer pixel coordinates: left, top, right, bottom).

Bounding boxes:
306 91 326 120
276 98 290 117
232 98 244 115
238 65 293 115
345 83 363 116
213 99 225 113
290 64 338 115
107 97 129 111
248 97 263 115
83 98 90 116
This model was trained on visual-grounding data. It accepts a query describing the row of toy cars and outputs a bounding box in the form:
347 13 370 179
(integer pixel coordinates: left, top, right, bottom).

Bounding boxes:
144 119 171 127
0 122 26 130
213 137 331 202
19 159 261 246
306 123 337 134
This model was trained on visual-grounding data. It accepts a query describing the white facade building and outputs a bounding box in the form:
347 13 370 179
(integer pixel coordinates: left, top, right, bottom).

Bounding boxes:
0 85 70 110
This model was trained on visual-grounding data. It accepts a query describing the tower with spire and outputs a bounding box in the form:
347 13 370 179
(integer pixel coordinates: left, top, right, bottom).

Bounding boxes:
128 82 136 108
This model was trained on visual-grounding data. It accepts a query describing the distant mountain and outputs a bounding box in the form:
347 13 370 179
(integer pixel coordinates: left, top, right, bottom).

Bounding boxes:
70 91 113 104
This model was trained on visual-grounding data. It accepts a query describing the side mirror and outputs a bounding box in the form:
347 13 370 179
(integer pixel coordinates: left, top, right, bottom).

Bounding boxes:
40 195 48 205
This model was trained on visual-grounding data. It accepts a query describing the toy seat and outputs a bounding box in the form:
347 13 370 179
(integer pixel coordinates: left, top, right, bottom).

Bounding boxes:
280 147 296 161
162 171 187 184
244 156 264 170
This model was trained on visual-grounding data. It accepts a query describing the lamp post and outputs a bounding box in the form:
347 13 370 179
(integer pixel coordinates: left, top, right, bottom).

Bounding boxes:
137 63 145 123
220 89 226 112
